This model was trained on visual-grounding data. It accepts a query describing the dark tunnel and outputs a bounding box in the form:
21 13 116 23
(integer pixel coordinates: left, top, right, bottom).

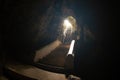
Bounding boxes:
1 0 114 80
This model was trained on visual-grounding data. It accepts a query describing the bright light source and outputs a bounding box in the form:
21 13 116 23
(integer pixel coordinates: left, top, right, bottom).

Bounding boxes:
67 40 75 56
63 19 73 36
63 19 72 29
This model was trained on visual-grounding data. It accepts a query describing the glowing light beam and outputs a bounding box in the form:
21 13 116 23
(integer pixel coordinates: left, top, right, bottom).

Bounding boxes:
67 40 75 56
